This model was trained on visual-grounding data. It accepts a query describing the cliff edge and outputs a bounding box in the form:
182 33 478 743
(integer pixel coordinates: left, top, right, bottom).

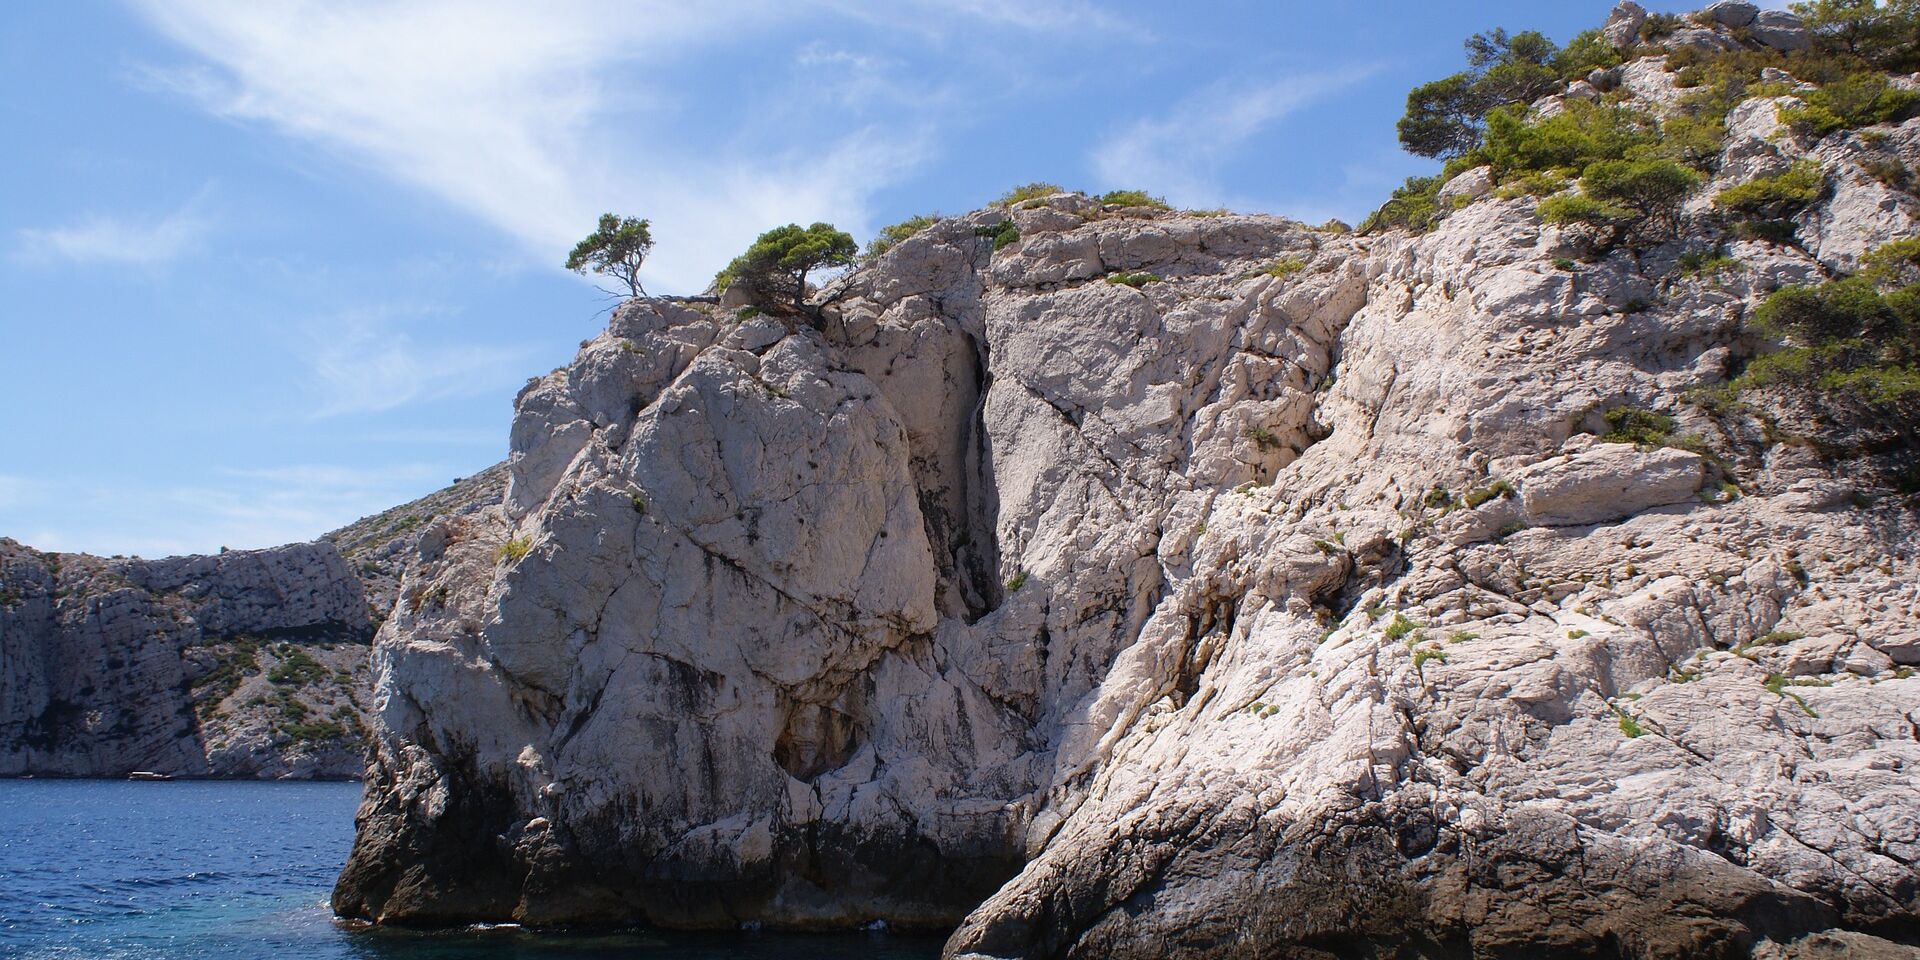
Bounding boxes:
336 5 1920 956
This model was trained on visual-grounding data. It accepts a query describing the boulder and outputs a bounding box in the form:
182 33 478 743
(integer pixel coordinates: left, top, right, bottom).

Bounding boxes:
1516 443 1706 527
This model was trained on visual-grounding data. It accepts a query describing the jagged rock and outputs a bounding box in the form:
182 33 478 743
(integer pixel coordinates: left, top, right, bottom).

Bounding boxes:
333 9 1920 959
1751 10 1813 52
1515 443 1706 527
1604 1 1649 49
1665 27 1744 53
0 538 372 778
1700 1 1759 28
1437 166 1493 205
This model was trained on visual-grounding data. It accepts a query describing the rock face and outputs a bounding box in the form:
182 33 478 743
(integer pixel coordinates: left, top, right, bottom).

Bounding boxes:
0 469 505 779
335 16 1920 960
0 538 373 778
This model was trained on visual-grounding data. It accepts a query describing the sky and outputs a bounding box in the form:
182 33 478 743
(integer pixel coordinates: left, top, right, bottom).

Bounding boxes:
0 1 1780 557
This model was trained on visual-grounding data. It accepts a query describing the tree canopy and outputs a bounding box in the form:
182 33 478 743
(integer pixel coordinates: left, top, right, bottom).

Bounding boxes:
565 213 654 297
714 222 857 316
1398 29 1569 159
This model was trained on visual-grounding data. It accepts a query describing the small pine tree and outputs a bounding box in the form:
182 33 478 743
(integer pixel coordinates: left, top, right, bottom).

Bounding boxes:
565 213 654 297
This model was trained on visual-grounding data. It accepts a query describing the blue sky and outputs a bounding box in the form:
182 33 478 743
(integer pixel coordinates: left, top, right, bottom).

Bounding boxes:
1 1 1754 556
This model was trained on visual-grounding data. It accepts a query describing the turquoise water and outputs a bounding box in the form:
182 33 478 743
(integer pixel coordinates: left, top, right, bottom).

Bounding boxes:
0 780 942 960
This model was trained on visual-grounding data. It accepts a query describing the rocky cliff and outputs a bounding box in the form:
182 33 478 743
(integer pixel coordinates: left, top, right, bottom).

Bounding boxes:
0 467 506 779
336 5 1920 957
0 538 373 778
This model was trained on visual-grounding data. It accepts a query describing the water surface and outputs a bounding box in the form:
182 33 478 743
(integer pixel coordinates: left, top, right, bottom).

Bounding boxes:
0 779 941 960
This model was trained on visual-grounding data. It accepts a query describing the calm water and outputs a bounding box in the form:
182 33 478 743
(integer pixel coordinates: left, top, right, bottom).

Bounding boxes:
0 780 942 960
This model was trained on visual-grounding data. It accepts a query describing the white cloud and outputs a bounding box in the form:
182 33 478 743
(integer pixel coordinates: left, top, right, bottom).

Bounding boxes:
304 307 534 418
16 191 211 266
7 462 462 557
1091 65 1382 211
122 0 1080 293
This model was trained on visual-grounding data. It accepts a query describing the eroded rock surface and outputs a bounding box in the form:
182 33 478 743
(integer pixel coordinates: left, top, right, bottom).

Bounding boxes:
335 8 1920 956
0 538 373 778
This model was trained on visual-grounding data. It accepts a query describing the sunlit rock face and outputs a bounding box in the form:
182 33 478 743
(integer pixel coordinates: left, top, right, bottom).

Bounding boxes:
335 13 1920 951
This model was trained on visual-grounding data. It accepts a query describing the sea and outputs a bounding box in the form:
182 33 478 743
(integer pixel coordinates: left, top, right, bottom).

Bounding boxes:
0 779 943 960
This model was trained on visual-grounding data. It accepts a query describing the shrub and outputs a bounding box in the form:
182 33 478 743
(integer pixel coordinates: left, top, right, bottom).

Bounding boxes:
1383 613 1422 642
1780 72 1920 134
267 648 328 686
1570 157 1702 243
1616 709 1645 738
1005 569 1029 591
1478 101 1661 178
1713 160 1825 218
282 719 348 744
714 223 858 316
1413 647 1449 668
495 537 533 563
1678 250 1742 277
1553 28 1622 79
1860 157 1912 188
975 220 1020 251
1360 175 1445 234
1732 260 1920 406
1862 236 1920 284
1752 276 1905 342
1264 257 1308 278
1099 189 1170 209
994 182 1066 207
1464 479 1515 507
864 214 939 259
1106 271 1161 288
1601 406 1677 445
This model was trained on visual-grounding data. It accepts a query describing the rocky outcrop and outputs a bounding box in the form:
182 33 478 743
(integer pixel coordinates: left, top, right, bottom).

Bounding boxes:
0 538 373 778
0 467 509 780
335 9 1920 958
324 463 510 622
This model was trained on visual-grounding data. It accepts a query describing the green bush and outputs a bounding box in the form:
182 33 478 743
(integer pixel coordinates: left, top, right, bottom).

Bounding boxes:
714 222 858 315
1732 251 1920 406
1106 271 1161 288
1099 189 1170 209
1264 257 1308 278
994 182 1066 207
1553 28 1622 79
864 214 939 259
1713 160 1825 218
1478 101 1660 178
1780 72 1919 134
1464 479 1515 507
495 537 533 563
1360 175 1445 234
267 647 328 686
1678 250 1742 277
1601 406 1677 446
974 220 1020 251
1383 613 1422 643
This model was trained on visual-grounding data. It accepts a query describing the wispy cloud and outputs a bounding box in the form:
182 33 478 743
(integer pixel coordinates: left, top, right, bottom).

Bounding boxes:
304 307 534 418
8 461 466 557
16 190 212 266
1091 65 1382 210
122 0 1083 292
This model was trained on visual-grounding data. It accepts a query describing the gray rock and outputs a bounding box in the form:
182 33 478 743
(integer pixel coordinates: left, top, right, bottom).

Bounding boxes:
1604 0 1648 48
331 33 1920 960
1701 1 1758 28
1751 9 1813 51
0 538 372 778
